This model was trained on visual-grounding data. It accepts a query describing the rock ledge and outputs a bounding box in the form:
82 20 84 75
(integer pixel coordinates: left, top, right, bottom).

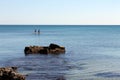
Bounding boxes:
0 67 25 80
24 43 65 55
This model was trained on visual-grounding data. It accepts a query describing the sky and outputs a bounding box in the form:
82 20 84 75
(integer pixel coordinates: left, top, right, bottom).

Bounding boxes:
0 0 120 25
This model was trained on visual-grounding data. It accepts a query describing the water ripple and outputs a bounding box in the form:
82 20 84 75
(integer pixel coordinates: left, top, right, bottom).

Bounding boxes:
94 72 120 78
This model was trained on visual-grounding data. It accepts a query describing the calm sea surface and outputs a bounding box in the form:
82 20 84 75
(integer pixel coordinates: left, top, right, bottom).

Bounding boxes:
1 25 120 80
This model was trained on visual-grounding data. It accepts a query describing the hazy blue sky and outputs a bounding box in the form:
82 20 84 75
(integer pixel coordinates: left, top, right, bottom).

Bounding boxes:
0 0 120 25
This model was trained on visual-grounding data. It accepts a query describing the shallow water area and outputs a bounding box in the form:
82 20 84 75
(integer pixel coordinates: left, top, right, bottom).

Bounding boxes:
5 52 120 80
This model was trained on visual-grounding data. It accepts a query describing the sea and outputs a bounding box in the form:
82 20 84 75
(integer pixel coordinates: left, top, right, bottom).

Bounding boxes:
1 25 120 80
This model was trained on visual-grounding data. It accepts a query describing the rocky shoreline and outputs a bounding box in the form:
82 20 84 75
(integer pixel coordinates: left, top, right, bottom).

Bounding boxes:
0 67 25 80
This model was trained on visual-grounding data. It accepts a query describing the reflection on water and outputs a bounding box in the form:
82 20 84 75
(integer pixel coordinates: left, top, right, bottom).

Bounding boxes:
4 53 120 80
95 72 120 78
5 54 120 80
5 54 86 80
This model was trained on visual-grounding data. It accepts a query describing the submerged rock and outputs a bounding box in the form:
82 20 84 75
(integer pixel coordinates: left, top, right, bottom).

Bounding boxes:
0 67 25 80
24 43 65 55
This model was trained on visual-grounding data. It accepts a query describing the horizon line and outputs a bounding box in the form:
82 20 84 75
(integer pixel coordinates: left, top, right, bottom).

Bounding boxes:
0 24 120 26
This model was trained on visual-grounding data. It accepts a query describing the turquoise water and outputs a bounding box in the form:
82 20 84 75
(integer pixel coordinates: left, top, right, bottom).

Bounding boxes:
1 25 120 80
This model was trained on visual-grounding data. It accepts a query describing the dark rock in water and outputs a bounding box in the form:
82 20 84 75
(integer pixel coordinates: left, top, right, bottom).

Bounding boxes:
56 76 66 80
49 43 60 49
39 48 48 54
0 67 25 80
24 43 65 55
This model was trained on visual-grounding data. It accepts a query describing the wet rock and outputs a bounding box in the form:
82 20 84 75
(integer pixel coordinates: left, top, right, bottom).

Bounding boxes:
49 43 60 49
24 43 65 55
56 76 66 80
0 67 25 80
